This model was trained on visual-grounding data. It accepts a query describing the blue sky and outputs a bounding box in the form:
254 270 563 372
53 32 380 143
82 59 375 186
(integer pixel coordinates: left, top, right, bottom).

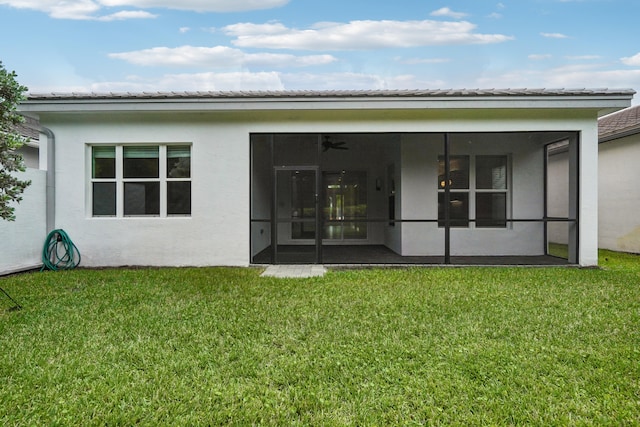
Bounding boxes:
1 0 639 101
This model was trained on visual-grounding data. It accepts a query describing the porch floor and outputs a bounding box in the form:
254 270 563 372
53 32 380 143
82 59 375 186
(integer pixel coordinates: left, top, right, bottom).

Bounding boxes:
252 245 570 266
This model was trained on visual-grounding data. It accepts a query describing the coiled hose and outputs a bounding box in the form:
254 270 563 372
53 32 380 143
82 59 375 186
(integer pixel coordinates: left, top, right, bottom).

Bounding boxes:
41 229 81 271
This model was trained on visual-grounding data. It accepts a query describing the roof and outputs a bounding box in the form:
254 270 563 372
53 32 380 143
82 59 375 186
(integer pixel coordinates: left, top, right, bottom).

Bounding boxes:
27 88 635 100
21 88 635 116
598 104 640 142
13 115 39 143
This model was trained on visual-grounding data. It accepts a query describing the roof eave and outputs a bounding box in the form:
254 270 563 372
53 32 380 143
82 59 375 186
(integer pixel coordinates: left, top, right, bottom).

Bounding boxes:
599 124 640 143
19 89 635 114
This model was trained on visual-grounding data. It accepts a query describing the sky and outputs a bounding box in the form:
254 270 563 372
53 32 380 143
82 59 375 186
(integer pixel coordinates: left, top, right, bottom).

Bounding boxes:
1 0 639 102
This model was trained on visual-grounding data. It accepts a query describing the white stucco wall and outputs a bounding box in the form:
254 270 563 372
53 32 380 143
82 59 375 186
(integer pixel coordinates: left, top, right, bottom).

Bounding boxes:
0 168 47 274
399 133 546 256
250 136 272 256
547 148 570 245
17 145 39 169
599 133 640 253
48 113 251 267
36 107 602 267
384 148 402 254
399 133 443 255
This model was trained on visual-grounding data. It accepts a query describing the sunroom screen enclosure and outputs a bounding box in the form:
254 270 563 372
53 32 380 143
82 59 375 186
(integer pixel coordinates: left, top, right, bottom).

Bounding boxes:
251 132 579 265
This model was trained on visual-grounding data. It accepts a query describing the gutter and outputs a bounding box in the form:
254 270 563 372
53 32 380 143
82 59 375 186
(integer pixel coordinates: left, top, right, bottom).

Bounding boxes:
36 124 55 232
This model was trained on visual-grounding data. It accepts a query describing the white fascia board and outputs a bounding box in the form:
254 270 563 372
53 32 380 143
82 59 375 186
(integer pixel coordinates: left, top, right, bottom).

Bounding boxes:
19 94 633 114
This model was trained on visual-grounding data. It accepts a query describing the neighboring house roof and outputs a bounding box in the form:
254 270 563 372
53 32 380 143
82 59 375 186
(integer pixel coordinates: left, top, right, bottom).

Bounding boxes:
598 104 640 143
12 115 39 146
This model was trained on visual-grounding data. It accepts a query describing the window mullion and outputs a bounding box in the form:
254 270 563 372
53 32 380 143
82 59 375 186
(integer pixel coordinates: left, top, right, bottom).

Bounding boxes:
507 154 512 229
116 146 124 217
159 145 167 218
469 156 476 229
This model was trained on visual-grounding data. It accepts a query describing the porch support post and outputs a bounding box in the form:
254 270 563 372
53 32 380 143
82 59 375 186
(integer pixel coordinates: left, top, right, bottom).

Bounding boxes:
543 144 549 254
444 133 451 264
576 126 599 266
568 134 578 264
269 135 277 264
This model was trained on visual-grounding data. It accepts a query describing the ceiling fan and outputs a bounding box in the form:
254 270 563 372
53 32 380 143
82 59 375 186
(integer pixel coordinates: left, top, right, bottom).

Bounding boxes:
322 135 348 151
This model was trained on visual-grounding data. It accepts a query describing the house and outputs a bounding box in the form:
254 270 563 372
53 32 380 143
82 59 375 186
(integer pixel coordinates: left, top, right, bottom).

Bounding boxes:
547 104 640 255
14 115 40 168
0 115 46 275
12 88 633 270
597 105 640 253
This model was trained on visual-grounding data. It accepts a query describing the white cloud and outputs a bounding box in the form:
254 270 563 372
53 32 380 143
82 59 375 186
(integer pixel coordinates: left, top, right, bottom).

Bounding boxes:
430 7 468 19
100 0 289 12
108 46 337 68
399 57 451 65
35 69 446 93
0 0 101 19
22 59 97 93
488 3 505 18
279 72 387 90
224 20 513 51
90 71 286 92
541 32 569 39
244 52 336 68
621 53 640 66
220 22 288 36
565 55 601 60
528 54 552 60
0 0 289 19
281 72 445 90
82 71 392 92
97 10 156 20
28 64 638 100
476 64 640 92
544 67 640 89
179 27 190 34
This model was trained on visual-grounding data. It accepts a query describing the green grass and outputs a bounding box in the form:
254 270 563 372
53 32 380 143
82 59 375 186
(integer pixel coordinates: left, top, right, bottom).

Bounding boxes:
548 242 569 259
1 251 639 425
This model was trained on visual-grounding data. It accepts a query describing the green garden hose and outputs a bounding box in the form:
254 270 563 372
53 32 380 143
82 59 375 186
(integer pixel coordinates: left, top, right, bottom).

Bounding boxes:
41 229 81 271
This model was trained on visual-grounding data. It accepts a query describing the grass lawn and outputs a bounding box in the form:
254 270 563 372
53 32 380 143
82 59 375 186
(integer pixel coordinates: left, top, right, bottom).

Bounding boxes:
1 251 639 425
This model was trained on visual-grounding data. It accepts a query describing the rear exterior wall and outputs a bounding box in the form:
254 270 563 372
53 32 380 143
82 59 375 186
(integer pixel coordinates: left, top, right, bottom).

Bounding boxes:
39 108 598 266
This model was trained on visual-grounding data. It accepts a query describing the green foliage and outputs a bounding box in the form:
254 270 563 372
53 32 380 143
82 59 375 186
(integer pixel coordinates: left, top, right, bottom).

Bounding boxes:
1 251 639 425
0 61 31 221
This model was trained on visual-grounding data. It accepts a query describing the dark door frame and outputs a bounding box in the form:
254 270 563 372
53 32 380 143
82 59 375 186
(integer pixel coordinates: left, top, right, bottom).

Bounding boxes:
271 165 322 264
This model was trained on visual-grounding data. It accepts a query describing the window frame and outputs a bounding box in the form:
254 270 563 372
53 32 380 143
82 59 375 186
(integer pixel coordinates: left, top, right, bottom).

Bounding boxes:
90 144 192 218
91 146 116 216
438 154 511 229
474 155 509 228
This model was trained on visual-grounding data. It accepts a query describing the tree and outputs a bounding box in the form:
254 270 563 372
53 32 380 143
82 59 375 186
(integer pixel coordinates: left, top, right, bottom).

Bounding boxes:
0 61 31 221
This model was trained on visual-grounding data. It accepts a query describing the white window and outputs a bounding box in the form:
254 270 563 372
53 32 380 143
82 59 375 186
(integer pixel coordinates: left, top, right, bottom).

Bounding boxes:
438 155 509 228
474 155 508 227
91 144 191 217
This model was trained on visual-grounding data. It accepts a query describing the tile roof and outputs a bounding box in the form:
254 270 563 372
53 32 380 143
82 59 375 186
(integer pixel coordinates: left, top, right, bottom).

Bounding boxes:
27 88 635 100
13 115 39 141
599 104 640 142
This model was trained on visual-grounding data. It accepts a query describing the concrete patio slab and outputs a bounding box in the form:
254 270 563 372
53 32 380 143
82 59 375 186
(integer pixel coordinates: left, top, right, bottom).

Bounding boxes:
261 265 327 278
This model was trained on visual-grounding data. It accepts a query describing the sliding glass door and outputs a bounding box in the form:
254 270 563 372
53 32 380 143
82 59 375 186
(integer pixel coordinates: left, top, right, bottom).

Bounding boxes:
323 171 367 240
274 167 320 263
